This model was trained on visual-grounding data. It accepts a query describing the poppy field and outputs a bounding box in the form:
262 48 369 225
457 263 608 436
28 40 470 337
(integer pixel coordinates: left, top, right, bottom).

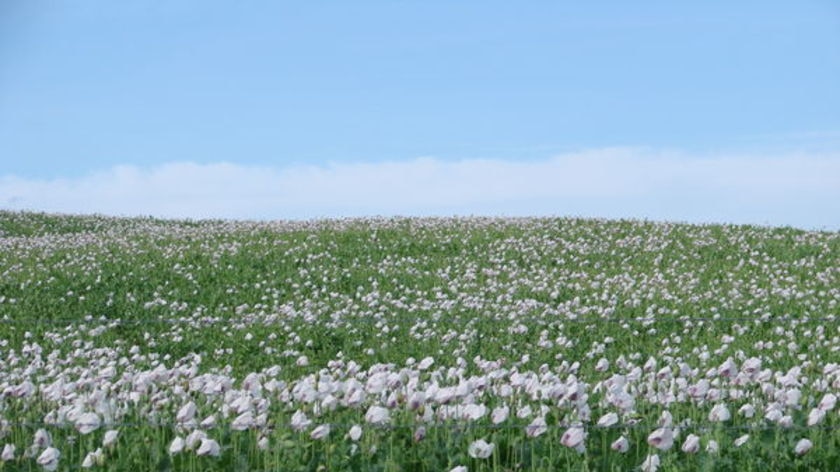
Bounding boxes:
0 211 838 471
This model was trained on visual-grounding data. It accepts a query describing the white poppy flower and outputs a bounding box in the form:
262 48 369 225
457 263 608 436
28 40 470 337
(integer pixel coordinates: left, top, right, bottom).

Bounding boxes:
491 405 509 424
364 406 390 425
611 436 629 453
560 427 586 450
647 428 674 451
708 404 731 422
310 424 331 440
681 434 700 453
595 358 610 372
407 391 425 411
184 430 207 451
169 436 185 455
176 402 197 424
200 415 217 429
794 438 813 456
2 444 15 461
706 440 719 454
525 416 547 438
196 438 221 457
81 448 104 468
738 404 755 418
467 439 494 459
36 447 60 472
818 393 837 411
231 411 254 431
463 404 487 421
102 429 119 448
413 426 426 442
807 408 826 426
418 357 435 370
640 454 660 472
33 429 51 449
290 410 312 432
75 412 101 435
597 412 619 427
348 425 363 441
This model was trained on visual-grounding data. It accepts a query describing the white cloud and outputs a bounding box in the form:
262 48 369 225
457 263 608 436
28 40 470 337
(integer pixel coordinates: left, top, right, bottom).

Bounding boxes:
2 147 839 229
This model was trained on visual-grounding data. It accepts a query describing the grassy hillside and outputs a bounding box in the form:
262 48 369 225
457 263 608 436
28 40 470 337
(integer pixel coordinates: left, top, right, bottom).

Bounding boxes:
0 211 838 471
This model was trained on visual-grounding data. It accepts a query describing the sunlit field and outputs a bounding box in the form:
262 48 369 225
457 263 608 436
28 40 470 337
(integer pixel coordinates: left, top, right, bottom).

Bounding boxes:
0 211 838 471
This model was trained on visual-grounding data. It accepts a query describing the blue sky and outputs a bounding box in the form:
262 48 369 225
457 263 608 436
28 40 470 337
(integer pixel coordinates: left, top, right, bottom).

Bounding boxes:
1 1 839 228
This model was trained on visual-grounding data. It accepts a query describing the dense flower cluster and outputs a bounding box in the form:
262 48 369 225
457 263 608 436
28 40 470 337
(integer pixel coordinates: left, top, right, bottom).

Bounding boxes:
0 212 837 470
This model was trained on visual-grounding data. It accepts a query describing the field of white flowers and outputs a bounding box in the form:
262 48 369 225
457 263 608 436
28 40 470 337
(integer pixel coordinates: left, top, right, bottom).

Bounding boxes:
0 211 838 471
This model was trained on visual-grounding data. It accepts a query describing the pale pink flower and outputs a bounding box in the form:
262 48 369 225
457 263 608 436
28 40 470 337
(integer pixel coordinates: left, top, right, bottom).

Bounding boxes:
706 440 719 454
345 388 365 407
310 424 331 440
468 439 495 459
169 436 185 455
2 444 15 461
525 416 547 438
595 358 610 372
765 406 783 423
784 388 802 407
640 454 660 472
687 379 710 399
738 404 756 418
408 391 426 411
365 406 390 425
742 357 761 375
177 401 197 423
196 438 221 457
321 394 338 412
12 381 35 398
647 428 674 451
719 358 737 378
418 357 435 370
597 412 619 427
75 412 101 435
463 404 487 421
807 408 826 426
102 429 119 448
33 429 51 449
709 404 731 422
611 436 629 453
184 430 207 451
794 438 813 455
818 393 837 411
81 448 104 468
36 447 60 472
560 427 586 451
366 373 389 394
681 434 700 453
491 405 509 424
200 415 217 429
405 425 422 442
231 411 254 431
291 410 311 432
348 425 362 441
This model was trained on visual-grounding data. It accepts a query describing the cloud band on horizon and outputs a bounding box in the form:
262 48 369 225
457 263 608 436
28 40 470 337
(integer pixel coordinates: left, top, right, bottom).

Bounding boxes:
2 148 838 230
